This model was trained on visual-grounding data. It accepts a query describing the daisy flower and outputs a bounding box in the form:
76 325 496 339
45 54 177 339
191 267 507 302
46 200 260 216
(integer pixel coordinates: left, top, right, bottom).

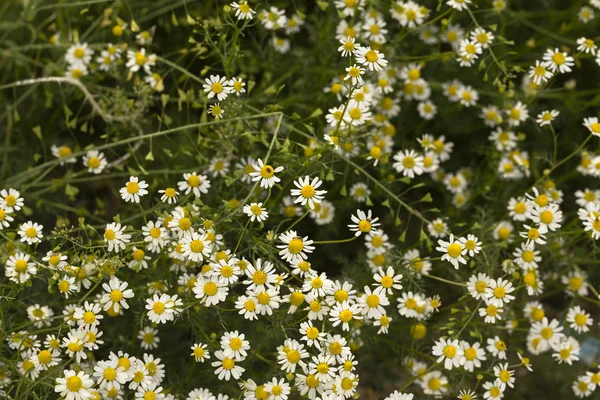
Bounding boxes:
55 370 95 399
393 150 424 178
277 230 315 264
355 46 388 71
193 277 229 307
329 301 363 331
543 48 575 73
158 187 179 204
191 343 210 362
231 1 256 20
447 0 471 10
100 276 134 313
436 234 466 269
212 350 244 381
243 202 268 222
485 278 515 307
348 209 380 236
203 75 233 101
373 266 402 294
82 150 108 174
432 338 464 370
126 48 156 73
537 110 559 126
17 221 43 245
104 222 131 252
145 293 182 324
291 176 327 209
249 158 284 188
181 230 213 262
120 176 149 203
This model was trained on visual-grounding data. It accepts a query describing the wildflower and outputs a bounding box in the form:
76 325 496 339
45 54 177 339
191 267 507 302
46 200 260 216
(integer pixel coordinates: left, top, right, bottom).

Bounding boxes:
120 176 149 203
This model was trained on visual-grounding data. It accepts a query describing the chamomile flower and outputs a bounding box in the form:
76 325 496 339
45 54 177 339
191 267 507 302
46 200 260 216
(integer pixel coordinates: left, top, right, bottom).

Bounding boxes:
191 343 210 362
178 172 211 197
530 203 563 231
126 48 157 73
212 350 245 381
104 223 131 252
577 37 597 55
460 234 482 257
65 43 94 65
355 46 388 71
329 301 363 331
448 0 471 10
552 337 580 365
17 221 43 245
194 277 228 307
432 338 464 370
348 209 380 237
55 370 94 400
250 158 284 188
100 277 134 313
536 110 559 126
203 75 233 101
531 317 564 349
437 234 466 269
82 150 108 174
181 231 213 262
485 278 515 307
344 64 365 86
338 36 357 57
120 176 149 203
373 266 402 294
220 331 250 361
583 117 600 136
277 230 315 264
529 60 553 84
461 341 486 372
543 48 575 73
145 293 182 324
243 202 268 222
231 1 256 20
393 150 424 178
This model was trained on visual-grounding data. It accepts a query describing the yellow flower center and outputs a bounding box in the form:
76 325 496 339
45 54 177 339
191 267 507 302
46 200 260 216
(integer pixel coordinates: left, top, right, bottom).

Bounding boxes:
126 181 139 194
443 345 457 358
288 238 304 254
66 375 83 392
447 243 462 258
204 282 218 296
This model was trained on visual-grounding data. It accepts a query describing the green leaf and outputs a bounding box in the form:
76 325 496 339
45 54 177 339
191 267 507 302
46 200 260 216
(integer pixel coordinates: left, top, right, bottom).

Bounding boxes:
339 185 347 196
365 196 373 206
398 229 406 242
419 193 433 202
65 184 79 198
395 215 402 227
145 151 154 161
161 94 170 108
291 112 302 120
112 214 121 223
309 108 323 119
32 125 42 140
317 0 328 10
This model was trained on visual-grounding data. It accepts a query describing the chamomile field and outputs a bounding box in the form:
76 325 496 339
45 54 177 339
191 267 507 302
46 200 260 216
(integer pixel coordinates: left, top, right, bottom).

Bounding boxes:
1 0 600 399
